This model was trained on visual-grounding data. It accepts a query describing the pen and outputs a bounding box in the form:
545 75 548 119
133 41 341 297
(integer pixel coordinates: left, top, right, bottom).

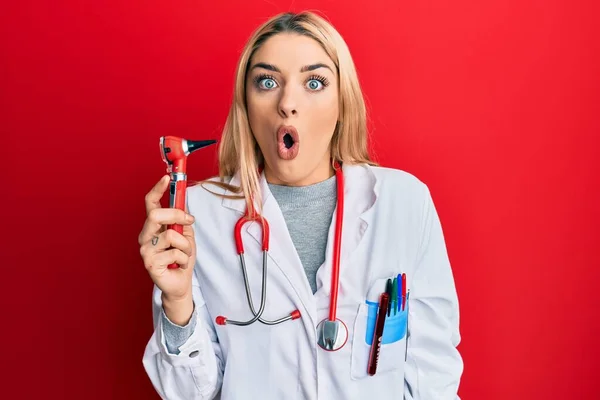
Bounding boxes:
405 289 410 361
401 273 407 311
368 292 389 376
391 277 398 316
396 273 402 313
385 279 393 317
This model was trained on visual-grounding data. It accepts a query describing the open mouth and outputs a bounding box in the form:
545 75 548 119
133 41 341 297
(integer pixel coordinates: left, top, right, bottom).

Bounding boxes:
283 133 295 149
277 125 300 160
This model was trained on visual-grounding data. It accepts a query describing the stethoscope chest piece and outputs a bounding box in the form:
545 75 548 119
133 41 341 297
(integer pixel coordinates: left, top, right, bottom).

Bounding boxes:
316 318 348 351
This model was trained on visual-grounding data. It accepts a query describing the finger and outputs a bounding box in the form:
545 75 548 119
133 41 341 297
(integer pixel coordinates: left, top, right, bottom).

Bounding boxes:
182 222 195 241
149 208 194 226
152 248 190 270
145 175 171 216
139 208 194 245
138 217 165 246
145 228 193 257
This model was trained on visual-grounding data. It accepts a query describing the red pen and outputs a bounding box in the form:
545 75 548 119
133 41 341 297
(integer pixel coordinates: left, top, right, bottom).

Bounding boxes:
368 292 389 376
401 273 407 311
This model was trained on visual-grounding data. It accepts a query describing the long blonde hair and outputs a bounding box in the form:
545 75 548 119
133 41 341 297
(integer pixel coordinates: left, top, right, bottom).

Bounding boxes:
199 11 377 217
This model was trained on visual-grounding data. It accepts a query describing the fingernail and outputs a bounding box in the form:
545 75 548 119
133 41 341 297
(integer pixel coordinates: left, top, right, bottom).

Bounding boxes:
186 214 195 222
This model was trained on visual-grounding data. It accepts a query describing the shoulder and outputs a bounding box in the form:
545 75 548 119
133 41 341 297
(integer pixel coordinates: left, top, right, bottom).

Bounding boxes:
357 164 431 201
367 165 427 189
185 175 240 215
187 175 231 195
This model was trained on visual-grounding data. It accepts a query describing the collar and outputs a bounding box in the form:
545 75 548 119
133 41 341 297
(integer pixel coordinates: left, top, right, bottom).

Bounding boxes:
221 163 379 216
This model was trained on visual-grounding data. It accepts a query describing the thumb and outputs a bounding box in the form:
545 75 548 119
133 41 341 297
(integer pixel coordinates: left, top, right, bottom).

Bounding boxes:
145 174 171 215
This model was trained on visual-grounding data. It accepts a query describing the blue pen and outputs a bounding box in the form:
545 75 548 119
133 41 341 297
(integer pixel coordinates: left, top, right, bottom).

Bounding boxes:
397 273 402 312
391 277 397 316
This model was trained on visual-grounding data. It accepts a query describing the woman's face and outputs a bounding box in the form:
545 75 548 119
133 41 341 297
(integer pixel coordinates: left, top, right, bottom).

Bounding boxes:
245 33 339 186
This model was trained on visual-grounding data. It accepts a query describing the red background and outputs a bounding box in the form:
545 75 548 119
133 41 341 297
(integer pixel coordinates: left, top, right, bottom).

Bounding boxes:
2 1 599 398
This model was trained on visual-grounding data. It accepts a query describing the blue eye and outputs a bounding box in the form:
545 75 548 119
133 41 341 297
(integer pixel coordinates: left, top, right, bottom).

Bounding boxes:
307 79 323 90
258 78 278 90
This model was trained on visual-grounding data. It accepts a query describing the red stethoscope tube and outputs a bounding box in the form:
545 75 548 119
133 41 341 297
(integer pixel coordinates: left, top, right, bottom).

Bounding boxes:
329 161 344 322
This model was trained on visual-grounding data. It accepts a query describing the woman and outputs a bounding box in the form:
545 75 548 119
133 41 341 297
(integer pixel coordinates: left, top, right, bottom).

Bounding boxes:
138 11 463 400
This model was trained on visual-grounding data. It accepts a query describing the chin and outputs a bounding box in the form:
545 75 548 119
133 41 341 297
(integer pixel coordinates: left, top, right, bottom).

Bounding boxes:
263 155 308 185
266 154 333 187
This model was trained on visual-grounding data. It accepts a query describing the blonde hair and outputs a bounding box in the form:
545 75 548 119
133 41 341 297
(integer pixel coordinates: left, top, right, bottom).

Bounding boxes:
199 11 377 217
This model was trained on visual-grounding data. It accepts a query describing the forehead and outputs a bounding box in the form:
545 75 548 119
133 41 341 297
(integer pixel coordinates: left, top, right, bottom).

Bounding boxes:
250 33 334 72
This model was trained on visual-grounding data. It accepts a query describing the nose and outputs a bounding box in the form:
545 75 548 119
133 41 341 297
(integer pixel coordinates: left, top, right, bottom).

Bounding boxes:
278 86 298 118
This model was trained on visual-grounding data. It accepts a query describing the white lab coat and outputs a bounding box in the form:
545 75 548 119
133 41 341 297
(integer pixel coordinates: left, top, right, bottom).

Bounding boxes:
143 163 463 399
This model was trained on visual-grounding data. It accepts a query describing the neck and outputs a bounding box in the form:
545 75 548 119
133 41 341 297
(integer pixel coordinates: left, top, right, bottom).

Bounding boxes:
265 157 335 187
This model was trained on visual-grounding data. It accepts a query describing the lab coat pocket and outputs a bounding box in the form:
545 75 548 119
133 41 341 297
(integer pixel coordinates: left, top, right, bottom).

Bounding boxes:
350 290 408 379
364 301 408 346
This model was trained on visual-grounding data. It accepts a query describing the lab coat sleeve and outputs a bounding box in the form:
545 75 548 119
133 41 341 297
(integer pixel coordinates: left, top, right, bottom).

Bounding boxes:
143 267 224 400
404 184 464 400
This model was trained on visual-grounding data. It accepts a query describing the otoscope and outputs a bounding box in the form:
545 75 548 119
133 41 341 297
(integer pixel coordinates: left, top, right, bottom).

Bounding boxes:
159 136 217 269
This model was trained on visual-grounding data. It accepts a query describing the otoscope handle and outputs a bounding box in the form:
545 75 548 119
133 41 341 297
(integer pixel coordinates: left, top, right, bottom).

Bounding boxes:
167 177 188 269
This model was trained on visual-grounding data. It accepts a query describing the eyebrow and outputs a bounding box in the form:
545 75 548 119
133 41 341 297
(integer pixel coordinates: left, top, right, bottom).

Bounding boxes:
250 62 334 73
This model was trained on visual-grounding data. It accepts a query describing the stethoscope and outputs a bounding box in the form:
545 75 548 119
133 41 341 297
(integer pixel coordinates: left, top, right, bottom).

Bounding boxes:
214 161 349 351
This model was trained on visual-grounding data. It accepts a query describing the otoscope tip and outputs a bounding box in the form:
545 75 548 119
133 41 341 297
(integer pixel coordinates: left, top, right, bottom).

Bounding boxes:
187 139 217 153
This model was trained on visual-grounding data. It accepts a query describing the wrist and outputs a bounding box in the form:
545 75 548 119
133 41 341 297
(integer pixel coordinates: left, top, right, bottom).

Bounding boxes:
162 292 194 326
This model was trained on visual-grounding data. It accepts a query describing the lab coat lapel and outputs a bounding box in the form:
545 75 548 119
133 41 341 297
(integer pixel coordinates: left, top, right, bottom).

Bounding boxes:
314 164 378 302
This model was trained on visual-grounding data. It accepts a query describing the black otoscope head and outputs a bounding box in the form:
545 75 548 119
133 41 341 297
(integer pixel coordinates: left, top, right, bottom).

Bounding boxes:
187 139 217 154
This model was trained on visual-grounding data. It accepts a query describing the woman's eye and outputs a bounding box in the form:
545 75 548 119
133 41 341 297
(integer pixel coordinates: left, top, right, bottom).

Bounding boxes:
307 79 323 90
259 78 277 90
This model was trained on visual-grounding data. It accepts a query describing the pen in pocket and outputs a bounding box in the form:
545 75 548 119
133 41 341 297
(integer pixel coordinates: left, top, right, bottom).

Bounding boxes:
391 277 398 316
401 273 406 311
385 278 393 317
404 289 410 361
396 273 401 313
368 292 389 376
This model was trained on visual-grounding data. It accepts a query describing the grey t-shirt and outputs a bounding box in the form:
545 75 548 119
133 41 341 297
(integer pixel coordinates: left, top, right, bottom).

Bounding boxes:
267 174 337 294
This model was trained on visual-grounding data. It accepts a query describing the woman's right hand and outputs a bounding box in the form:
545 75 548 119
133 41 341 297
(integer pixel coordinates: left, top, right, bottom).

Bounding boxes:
138 175 197 323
